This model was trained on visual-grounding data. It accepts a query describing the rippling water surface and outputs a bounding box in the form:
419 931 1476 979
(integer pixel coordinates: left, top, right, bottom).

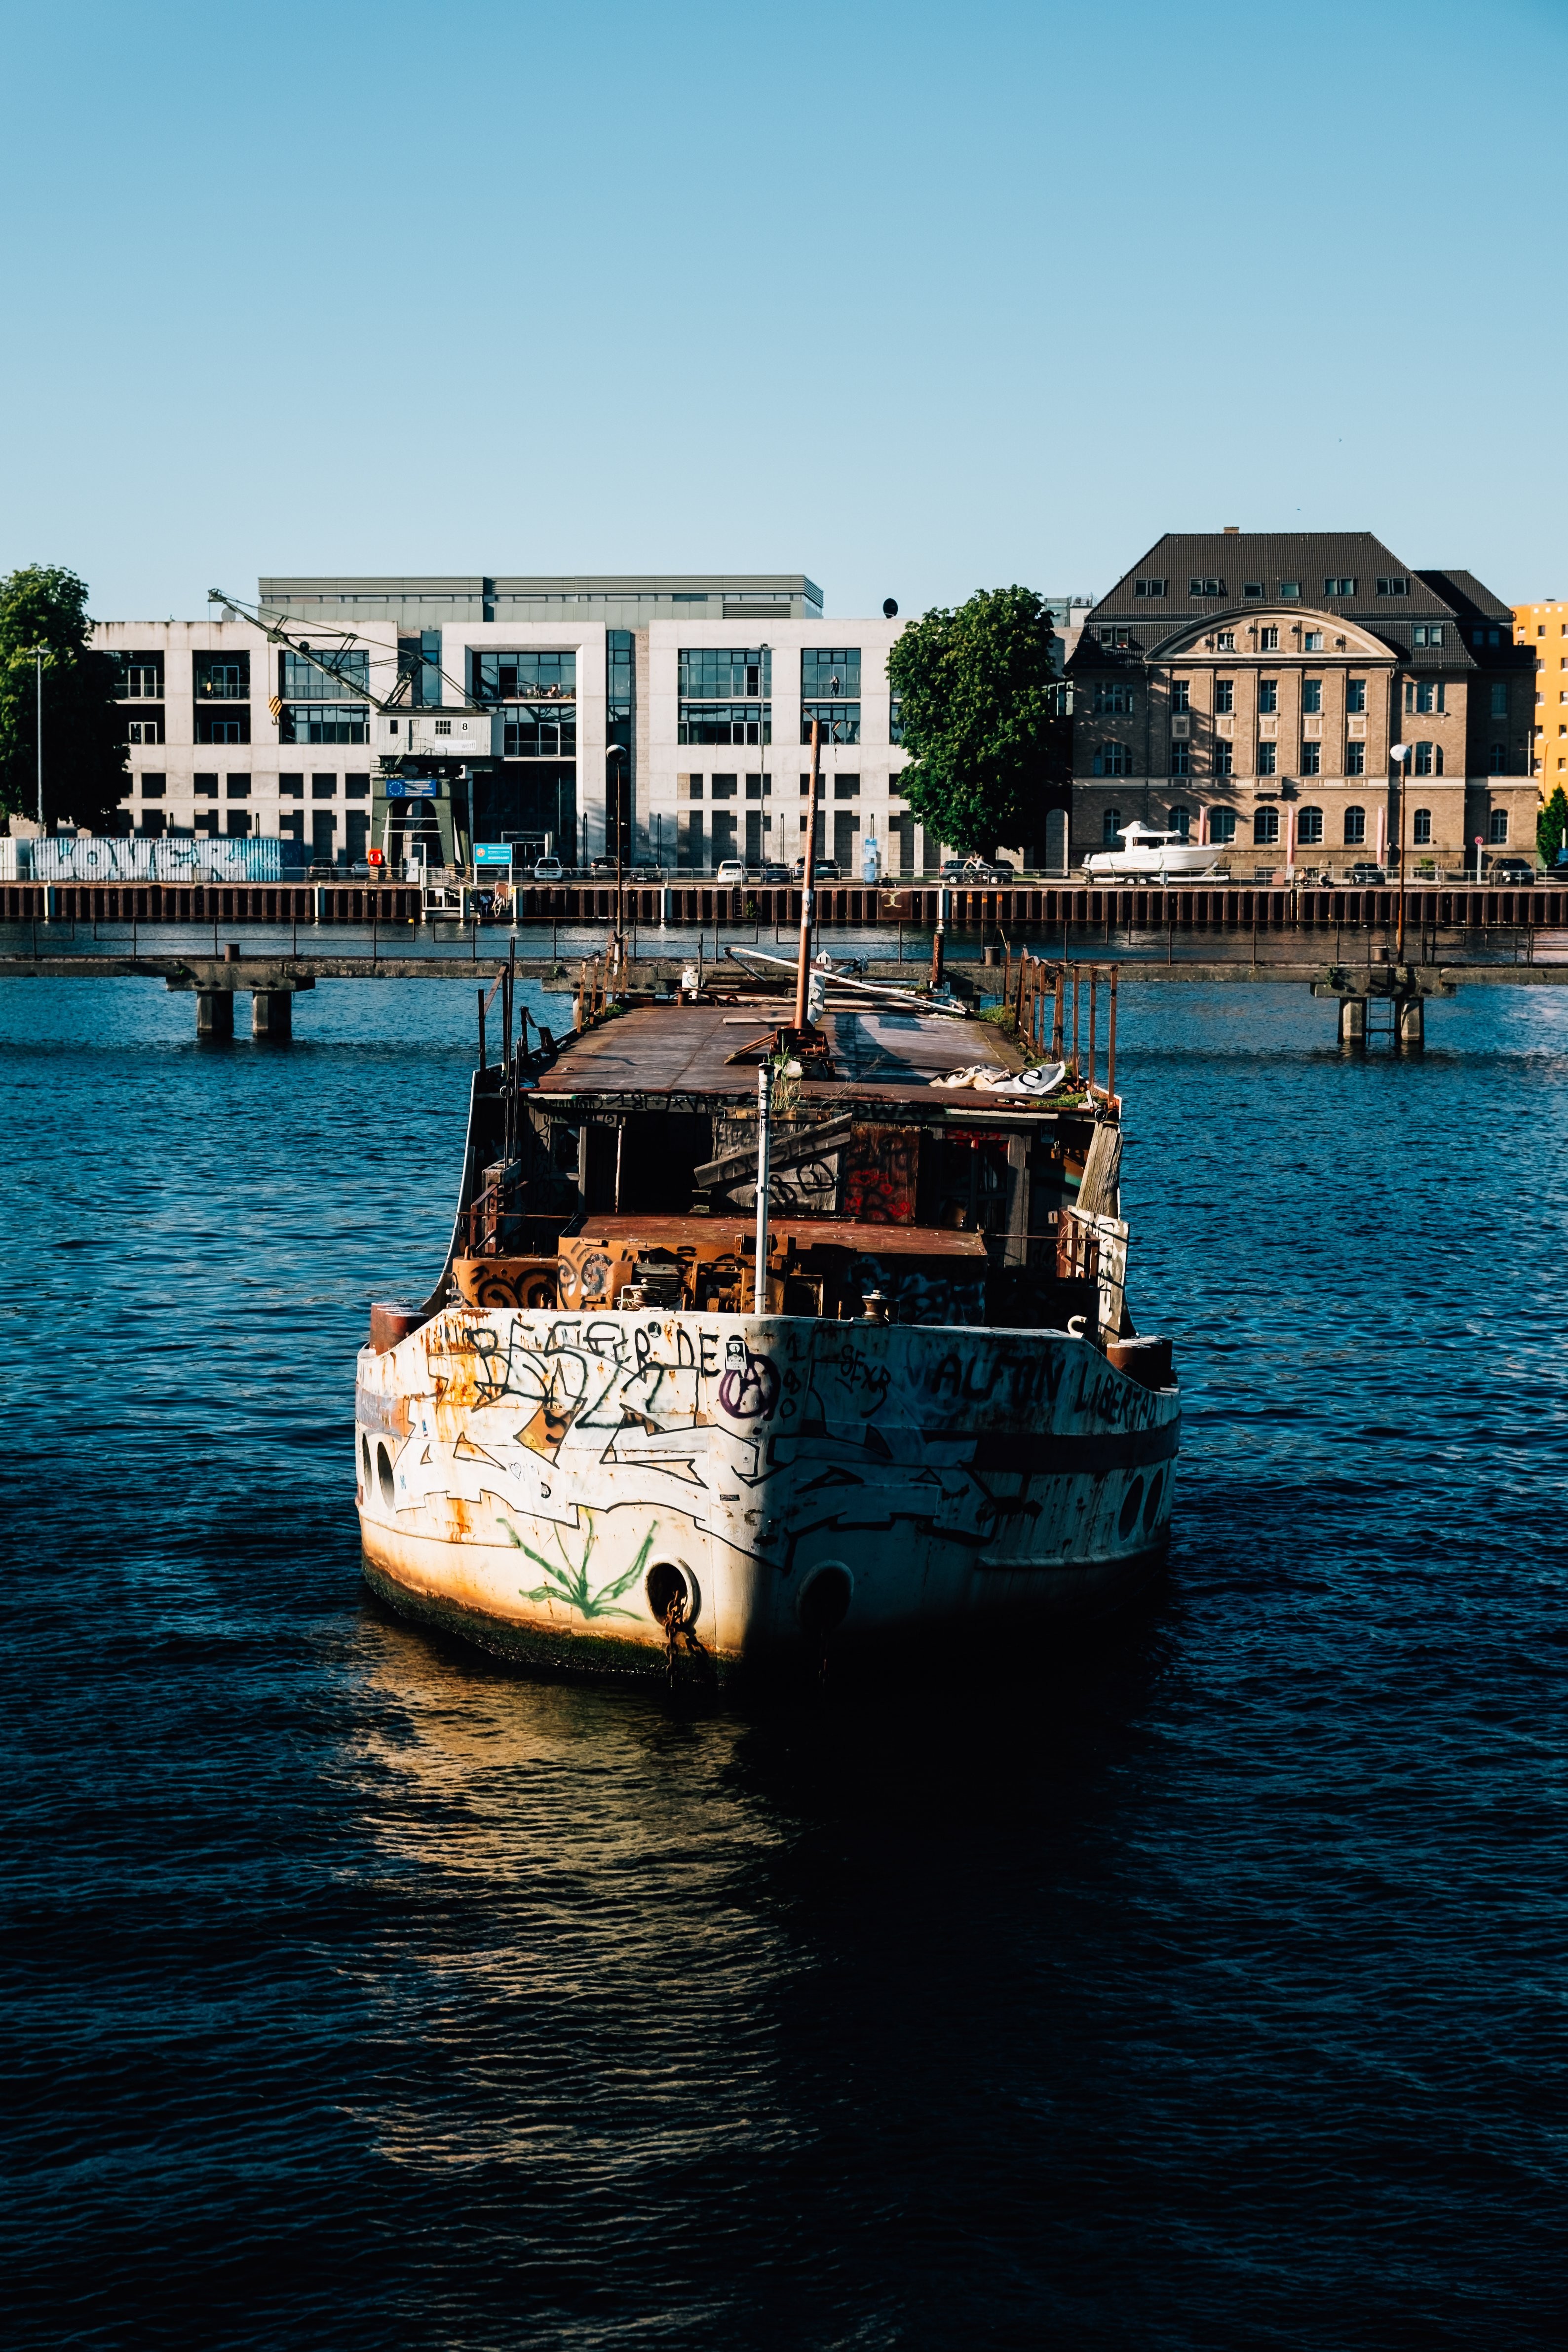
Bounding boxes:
3 973 1565 2350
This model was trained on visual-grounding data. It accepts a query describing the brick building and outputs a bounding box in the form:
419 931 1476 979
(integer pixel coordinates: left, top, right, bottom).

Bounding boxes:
1067 533 1535 876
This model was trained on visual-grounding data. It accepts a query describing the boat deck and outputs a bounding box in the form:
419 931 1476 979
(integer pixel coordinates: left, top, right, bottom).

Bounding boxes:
533 1002 1020 1108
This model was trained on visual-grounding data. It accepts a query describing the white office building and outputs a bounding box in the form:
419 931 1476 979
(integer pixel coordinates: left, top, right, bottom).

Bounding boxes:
96 574 1074 874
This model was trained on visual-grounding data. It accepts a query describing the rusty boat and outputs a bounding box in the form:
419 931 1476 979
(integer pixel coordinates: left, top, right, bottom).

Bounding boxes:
355 920 1181 1685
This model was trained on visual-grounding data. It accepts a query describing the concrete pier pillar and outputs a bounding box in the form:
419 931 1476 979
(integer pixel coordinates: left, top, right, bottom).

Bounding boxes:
1397 996 1425 1050
196 990 234 1040
252 989 293 1040
1338 996 1366 1047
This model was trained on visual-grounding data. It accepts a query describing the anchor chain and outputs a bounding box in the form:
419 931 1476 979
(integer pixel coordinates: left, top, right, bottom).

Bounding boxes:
661 1589 707 1689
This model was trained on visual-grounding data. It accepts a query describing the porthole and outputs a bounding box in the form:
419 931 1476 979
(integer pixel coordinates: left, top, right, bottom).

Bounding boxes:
1117 1478 1145 1540
377 1441 395 1508
646 1560 700 1626
798 1565 852 1638
1143 1471 1165 1534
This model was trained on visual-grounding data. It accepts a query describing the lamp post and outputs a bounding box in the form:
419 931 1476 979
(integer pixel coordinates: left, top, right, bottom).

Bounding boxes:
606 742 627 971
1391 741 1412 962
22 645 46 828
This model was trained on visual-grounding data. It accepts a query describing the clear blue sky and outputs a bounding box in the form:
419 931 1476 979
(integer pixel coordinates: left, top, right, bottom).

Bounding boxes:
1 0 1564 621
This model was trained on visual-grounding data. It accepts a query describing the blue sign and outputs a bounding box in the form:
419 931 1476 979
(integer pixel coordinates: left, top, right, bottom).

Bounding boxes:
385 777 439 800
474 843 513 867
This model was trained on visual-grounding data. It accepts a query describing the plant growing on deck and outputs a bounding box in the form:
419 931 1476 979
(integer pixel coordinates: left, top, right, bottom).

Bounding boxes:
0 566 128 833
886 586 1069 860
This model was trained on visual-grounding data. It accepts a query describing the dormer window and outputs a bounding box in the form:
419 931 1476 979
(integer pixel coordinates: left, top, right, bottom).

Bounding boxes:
1303 631 1324 651
1242 582 1263 598
1134 578 1167 597
1413 624 1446 647
1279 581 1300 598
1376 576 1408 597
1324 577 1356 596
1189 577 1225 597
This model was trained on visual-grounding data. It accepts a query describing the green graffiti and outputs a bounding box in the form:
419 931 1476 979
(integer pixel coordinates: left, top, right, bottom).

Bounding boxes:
504 1514 658 1621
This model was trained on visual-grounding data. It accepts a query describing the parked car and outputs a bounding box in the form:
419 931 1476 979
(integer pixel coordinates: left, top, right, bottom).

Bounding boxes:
713 858 747 885
532 855 564 882
760 861 791 884
969 858 1016 884
1489 857 1537 885
630 859 663 880
939 858 971 881
791 857 841 881
1344 862 1387 886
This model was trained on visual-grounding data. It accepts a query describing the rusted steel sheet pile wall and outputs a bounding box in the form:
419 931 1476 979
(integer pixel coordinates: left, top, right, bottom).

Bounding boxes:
3 879 1566 928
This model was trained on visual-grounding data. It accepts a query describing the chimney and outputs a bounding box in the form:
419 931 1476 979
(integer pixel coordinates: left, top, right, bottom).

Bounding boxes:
1223 525 1239 536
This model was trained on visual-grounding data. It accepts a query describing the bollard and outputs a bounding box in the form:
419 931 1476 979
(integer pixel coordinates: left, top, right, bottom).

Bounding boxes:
196 991 234 1040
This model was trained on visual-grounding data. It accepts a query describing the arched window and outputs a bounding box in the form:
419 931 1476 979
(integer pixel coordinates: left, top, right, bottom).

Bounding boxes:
1254 807 1280 846
1344 806 1366 846
1210 808 1237 845
1413 808 1432 846
1298 807 1324 846
1168 805 1191 838
1102 808 1122 845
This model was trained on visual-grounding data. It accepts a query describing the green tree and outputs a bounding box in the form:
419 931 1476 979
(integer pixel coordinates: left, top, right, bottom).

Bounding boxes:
885 585 1068 858
0 566 127 832
1538 783 1568 869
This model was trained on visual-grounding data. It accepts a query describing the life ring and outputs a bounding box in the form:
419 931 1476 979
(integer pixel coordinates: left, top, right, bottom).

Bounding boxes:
367 847 385 868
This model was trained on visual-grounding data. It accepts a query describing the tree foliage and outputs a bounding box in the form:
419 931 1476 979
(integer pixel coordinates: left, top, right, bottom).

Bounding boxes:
0 566 127 832
884 585 1068 857
1537 784 1568 869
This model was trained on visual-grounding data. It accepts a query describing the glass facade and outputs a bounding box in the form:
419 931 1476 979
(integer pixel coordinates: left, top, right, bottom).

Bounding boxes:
473 650 576 701
279 648 368 700
800 700 860 745
281 705 370 744
801 648 861 697
503 709 576 758
679 648 771 748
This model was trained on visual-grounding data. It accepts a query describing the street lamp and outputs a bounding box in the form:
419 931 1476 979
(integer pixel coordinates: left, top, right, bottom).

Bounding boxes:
1391 741 1412 962
22 645 46 828
606 742 628 970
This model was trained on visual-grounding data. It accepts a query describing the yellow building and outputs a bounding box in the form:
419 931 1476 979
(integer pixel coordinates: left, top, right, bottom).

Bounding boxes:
1513 596 1568 795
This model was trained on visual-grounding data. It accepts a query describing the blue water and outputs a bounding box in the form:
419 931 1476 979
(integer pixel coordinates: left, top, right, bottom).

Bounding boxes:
2 975 1565 2349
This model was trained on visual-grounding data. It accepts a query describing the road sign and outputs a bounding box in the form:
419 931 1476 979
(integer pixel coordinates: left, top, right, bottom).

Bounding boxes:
474 843 513 867
385 777 439 800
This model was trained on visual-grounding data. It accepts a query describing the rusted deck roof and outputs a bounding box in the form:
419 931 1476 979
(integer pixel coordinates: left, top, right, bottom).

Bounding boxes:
568 1212 989 1259
535 1003 1016 1104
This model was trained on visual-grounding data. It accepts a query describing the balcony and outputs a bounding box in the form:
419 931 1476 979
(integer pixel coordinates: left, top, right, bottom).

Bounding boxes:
195 679 250 700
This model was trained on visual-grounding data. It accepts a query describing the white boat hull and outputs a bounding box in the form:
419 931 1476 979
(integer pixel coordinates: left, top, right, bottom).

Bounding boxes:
356 1306 1180 1680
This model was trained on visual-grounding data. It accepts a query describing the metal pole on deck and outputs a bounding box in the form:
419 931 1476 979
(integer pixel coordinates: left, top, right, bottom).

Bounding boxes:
795 719 822 1029
477 987 487 1070
754 1061 772 1312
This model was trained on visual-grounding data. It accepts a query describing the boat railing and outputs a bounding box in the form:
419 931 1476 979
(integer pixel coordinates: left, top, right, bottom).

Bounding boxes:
1001 948 1120 1106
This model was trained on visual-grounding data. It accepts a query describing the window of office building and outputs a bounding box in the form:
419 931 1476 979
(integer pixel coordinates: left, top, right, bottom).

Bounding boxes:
1347 679 1367 713
1490 682 1508 718
889 695 903 744
1243 582 1263 599
138 806 167 837
1279 581 1300 599
281 704 368 745
1259 627 1279 652
194 772 219 797
1215 631 1237 651
226 811 252 838
1102 808 1122 845
1413 808 1432 845
1171 679 1190 712
1254 807 1280 845
1407 680 1445 714
1258 742 1278 774
1302 679 1322 713
1413 742 1442 775
1168 806 1191 838
1344 807 1366 846
1488 743 1508 773
345 773 370 799
1170 742 1191 776
1093 744 1131 776
279 773 304 797
1489 809 1509 844
710 773 738 799
1303 631 1324 651
801 648 861 698
312 774 337 798
1093 681 1135 715
1259 679 1278 713
127 715 162 744
225 774 250 798
801 701 860 744
194 652 250 701
1300 741 1321 774
141 773 166 798
1346 741 1366 775
116 652 165 699
1216 741 1234 776
1298 807 1324 846
279 648 367 700
194 810 219 837
1189 576 1225 596
280 810 304 843
1210 808 1236 844
680 647 770 698
832 773 860 799
474 650 575 702
504 706 576 757
196 711 251 744
1216 679 1234 714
